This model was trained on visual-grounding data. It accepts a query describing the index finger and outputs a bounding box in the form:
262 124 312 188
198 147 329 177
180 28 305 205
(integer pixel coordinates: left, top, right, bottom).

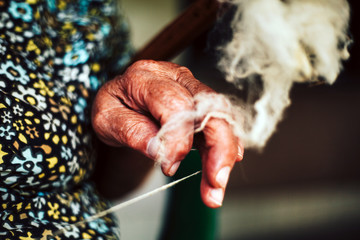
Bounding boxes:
118 60 199 175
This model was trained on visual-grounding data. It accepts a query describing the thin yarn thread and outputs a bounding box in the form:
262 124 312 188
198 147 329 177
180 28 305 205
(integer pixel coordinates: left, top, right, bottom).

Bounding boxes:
42 170 202 239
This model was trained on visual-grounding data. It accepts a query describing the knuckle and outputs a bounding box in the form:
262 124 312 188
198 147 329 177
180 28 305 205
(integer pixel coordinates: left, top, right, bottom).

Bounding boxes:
177 66 193 76
129 59 160 71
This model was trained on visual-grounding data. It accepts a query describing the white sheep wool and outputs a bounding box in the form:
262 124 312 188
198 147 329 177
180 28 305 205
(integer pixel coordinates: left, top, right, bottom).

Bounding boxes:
155 0 351 164
216 0 351 148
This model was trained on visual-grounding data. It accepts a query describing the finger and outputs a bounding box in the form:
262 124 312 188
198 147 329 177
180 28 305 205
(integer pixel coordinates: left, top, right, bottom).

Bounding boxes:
154 61 243 205
156 61 244 205
92 86 191 177
236 139 244 162
199 118 238 208
126 64 196 175
97 61 197 176
92 85 159 155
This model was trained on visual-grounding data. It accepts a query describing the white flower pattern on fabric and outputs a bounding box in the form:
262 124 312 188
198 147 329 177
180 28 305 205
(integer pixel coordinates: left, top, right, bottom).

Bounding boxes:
11 147 44 175
42 112 61 132
0 61 30 84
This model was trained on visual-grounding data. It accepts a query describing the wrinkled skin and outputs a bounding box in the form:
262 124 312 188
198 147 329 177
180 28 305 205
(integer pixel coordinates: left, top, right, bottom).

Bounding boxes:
92 60 243 208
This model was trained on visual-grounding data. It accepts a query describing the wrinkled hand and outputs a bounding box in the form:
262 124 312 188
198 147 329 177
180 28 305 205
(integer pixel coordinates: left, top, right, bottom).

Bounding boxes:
92 60 243 208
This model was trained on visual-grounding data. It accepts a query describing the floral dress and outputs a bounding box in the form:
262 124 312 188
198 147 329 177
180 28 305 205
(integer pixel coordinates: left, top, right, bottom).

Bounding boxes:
0 0 132 239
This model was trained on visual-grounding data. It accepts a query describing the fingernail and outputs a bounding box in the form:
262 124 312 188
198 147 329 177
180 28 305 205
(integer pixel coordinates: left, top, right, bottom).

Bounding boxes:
147 137 160 159
238 146 243 158
216 166 231 188
168 161 181 176
210 188 224 206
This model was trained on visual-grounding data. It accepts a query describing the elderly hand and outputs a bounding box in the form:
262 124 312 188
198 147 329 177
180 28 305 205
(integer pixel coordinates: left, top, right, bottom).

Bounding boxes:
92 60 243 208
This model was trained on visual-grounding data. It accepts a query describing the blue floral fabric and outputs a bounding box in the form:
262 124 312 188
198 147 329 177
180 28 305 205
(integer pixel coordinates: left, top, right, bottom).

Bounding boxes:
0 0 132 239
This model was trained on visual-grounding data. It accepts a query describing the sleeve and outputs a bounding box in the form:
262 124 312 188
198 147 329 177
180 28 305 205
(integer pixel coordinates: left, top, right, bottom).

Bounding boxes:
98 0 134 79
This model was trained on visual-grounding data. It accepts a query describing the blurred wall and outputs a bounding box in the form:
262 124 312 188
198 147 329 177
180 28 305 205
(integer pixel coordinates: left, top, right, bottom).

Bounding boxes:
121 0 177 50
